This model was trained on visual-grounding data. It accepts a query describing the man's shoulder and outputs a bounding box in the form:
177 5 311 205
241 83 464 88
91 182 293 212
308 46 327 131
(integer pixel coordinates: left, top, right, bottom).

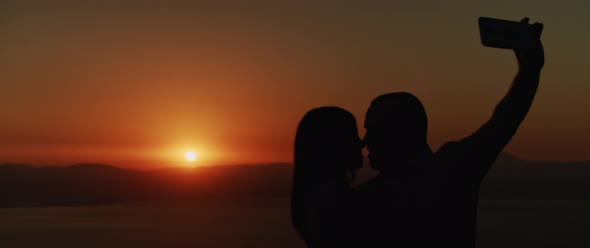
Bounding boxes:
437 140 460 153
435 140 464 159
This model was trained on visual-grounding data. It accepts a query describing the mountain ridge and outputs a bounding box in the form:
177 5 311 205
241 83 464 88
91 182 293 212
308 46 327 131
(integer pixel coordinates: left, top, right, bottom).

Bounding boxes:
1 154 589 208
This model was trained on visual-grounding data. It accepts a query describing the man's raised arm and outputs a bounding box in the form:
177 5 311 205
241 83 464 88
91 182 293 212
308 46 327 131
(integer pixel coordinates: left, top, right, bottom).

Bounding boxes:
451 18 545 179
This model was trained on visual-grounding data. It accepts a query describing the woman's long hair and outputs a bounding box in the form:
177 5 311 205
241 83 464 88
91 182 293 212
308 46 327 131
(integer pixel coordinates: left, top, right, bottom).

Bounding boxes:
291 107 362 243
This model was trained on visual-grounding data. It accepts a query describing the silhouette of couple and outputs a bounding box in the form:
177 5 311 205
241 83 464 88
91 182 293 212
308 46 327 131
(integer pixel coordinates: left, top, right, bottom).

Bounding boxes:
291 18 544 247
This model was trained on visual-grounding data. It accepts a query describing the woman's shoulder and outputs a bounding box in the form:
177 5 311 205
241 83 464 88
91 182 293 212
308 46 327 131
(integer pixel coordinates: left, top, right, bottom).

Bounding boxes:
315 179 351 193
311 182 360 210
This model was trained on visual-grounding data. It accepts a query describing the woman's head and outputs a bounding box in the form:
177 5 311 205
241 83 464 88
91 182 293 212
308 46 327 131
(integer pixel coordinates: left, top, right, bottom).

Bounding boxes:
291 107 363 242
294 107 363 179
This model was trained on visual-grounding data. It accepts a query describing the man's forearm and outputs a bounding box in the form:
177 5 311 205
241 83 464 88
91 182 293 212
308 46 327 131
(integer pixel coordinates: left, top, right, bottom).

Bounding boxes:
492 67 541 127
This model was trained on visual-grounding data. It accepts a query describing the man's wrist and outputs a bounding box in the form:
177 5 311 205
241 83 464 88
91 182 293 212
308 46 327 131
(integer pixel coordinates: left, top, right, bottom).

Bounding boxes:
518 64 543 75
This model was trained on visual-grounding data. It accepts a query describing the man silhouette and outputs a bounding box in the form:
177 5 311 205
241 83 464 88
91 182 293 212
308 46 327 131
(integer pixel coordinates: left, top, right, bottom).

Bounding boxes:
358 18 544 247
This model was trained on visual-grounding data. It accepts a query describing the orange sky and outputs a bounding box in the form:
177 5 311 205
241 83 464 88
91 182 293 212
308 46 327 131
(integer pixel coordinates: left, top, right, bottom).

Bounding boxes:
1 2 589 168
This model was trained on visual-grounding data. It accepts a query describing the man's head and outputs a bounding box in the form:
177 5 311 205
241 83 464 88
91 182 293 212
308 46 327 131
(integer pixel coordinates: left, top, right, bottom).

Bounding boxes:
364 92 428 170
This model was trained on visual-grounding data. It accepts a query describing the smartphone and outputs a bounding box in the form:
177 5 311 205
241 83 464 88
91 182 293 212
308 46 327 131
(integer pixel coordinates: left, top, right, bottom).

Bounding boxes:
478 17 529 49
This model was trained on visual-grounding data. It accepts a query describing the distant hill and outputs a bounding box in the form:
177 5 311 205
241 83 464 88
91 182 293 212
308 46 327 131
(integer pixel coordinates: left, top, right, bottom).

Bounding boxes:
0 162 293 208
1 155 589 208
0 163 161 207
480 154 590 200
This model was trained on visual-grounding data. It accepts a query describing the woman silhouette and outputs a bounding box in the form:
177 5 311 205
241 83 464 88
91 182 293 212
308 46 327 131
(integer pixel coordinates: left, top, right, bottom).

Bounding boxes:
291 107 363 247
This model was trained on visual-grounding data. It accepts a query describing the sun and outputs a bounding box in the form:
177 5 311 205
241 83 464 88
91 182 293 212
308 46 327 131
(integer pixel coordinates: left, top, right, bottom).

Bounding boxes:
185 151 197 162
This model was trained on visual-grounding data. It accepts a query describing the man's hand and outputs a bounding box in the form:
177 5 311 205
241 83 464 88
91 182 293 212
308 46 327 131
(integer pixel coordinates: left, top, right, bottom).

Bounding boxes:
514 17 544 72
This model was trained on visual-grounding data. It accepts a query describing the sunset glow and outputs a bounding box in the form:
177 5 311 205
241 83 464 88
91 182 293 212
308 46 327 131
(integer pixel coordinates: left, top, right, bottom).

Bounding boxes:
185 151 197 162
0 2 589 169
